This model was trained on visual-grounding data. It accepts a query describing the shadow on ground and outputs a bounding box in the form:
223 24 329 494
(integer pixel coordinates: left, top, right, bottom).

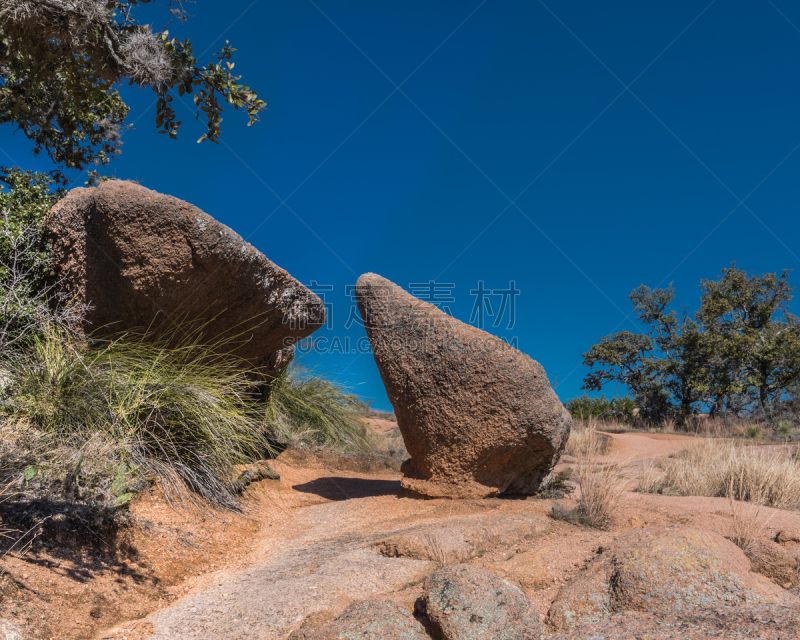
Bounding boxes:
291 477 401 500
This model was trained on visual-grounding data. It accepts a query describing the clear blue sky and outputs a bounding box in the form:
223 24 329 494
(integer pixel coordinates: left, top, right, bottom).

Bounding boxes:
3 0 800 410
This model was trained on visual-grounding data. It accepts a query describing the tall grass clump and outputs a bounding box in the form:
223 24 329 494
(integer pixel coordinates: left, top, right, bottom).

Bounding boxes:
262 366 369 452
3 325 269 507
564 419 610 457
552 426 625 529
644 441 800 510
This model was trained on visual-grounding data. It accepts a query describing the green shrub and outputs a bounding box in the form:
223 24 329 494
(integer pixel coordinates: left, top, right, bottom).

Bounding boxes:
2 325 371 508
3 325 268 507
263 366 369 452
777 420 794 441
0 168 83 351
566 394 635 424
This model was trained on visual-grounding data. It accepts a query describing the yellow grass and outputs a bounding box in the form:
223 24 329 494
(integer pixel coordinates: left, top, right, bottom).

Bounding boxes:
729 496 773 553
555 426 625 529
643 441 800 510
564 419 612 457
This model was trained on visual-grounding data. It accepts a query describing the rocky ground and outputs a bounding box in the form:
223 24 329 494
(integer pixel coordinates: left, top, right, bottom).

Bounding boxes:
1 432 798 639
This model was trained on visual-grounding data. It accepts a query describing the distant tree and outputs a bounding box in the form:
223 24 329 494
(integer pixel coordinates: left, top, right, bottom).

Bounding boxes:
582 266 800 422
696 265 800 413
0 0 265 184
582 285 706 421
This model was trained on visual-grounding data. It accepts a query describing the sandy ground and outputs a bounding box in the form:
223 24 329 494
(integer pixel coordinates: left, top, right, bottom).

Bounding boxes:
599 430 700 461
95 435 800 640
361 418 399 435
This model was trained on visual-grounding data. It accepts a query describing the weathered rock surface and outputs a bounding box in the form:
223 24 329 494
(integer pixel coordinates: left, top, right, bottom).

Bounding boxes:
355 273 570 498
422 564 545 640
776 529 800 546
548 604 800 640
548 527 783 632
375 513 549 566
45 181 324 376
487 549 553 595
288 600 428 640
746 540 800 589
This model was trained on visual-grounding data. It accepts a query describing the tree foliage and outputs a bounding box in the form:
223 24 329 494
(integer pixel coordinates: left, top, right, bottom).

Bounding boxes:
0 167 86 349
582 265 800 421
0 0 265 184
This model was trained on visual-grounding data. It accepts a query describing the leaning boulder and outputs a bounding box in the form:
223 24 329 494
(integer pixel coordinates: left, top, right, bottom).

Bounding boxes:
355 273 570 498
44 181 325 376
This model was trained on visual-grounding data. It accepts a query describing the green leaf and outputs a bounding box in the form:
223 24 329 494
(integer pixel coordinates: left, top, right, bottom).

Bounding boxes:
23 465 38 483
113 493 135 508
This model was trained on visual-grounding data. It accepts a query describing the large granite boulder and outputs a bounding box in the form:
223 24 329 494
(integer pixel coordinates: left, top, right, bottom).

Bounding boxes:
44 181 325 376
355 273 570 498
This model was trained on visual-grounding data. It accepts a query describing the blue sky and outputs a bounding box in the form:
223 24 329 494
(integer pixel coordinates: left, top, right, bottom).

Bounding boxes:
3 0 800 410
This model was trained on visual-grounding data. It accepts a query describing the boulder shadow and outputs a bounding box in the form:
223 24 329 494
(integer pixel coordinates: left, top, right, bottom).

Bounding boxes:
292 477 401 501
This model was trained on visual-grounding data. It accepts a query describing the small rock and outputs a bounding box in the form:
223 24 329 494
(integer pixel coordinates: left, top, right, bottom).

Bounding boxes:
746 540 800 589
423 564 545 640
776 530 800 546
235 462 281 492
288 600 428 640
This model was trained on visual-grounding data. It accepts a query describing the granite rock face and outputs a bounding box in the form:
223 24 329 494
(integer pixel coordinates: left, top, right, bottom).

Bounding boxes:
355 273 570 498
547 527 782 632
547 604 800 640
45 181 325 376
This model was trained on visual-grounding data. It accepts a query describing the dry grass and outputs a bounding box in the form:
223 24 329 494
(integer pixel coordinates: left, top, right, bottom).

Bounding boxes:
635 459 664 494
363 424 408 461
553 427 625 529
576 456 626 529
420 530 462 569
661 418 676 433
729 496 773 553
564 419 611 457
640 441 800 510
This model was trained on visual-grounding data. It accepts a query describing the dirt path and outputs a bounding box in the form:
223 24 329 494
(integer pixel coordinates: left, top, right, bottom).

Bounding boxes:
99 435 800 640
100 457 556 640
598 430 698 462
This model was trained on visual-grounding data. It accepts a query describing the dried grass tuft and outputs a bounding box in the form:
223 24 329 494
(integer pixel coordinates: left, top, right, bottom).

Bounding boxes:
639 440 800 510
552 427 625 529
729 497 772 554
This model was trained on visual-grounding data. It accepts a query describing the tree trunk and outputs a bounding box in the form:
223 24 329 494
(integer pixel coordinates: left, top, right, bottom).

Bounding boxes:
760 364 769 410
